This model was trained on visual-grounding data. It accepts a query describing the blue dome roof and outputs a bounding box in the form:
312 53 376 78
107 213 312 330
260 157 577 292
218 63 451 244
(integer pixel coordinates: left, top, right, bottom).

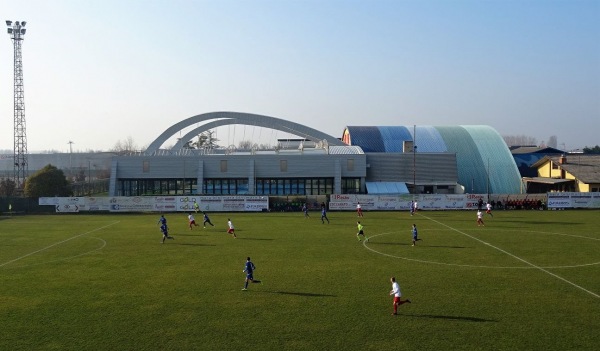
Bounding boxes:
344 125 521 194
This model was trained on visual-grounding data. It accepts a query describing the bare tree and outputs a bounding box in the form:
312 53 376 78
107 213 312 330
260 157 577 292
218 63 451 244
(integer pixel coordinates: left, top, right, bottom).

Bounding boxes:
238 140 256 150
111 136 138 154
0 178 17 197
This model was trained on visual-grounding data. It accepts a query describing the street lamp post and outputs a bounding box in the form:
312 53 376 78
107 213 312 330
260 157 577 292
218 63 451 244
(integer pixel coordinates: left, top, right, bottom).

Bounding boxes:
68 141 74 179
88 160 91 196
412 125 417 198
487 158 490 202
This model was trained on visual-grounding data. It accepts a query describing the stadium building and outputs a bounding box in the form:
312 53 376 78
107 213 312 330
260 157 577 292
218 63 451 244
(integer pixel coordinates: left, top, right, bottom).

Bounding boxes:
107 112 522 197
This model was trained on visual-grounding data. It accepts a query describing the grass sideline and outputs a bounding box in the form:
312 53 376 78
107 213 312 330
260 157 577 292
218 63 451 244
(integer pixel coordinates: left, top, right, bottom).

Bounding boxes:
1 210 599 351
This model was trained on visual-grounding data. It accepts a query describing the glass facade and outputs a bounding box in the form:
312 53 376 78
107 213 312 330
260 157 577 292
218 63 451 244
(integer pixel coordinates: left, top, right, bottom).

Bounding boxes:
117 179 198 196
341 178 360 194
255 178 333 195
116 177 357 196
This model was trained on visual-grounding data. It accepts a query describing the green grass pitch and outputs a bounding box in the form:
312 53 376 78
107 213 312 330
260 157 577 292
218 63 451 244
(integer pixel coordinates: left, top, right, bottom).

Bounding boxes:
1 210 599 351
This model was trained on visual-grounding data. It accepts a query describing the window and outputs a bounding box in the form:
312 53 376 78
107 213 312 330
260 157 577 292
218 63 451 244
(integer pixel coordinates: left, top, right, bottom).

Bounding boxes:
143 161 149 173
347 159 354 171
280 160 287 172
342 178 360 194
220 160 227 172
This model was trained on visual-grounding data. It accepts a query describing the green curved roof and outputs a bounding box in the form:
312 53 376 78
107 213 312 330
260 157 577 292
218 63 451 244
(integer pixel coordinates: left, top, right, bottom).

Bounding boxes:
344 125 521 194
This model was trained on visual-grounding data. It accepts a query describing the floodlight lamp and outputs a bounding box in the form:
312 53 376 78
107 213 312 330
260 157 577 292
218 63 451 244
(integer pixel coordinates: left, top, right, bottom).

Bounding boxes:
7 28 12 34
15 21 20 26
21 21 26 26
5 20 12 26
21 29 26 34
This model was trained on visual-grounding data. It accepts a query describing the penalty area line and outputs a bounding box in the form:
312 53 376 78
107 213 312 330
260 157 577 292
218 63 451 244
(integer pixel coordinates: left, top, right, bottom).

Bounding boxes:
0 221 120 268
420 214 600 299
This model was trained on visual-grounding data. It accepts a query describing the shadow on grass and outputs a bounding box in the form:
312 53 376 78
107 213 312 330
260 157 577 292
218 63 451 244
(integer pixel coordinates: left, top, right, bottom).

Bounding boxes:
369 242 412 246
259 290 336 298
423 245 469 249
236 238 274 241
175 243 216 247
516 221 583 225
368 242 469 249
174 234 209 237
402 313 497 322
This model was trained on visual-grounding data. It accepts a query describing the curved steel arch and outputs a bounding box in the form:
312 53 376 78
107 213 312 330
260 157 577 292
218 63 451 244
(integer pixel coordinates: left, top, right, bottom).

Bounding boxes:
145 111 344 154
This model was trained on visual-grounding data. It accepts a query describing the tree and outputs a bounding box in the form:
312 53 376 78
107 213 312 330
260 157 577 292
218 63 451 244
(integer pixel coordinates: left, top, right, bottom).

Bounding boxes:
24 164 71 197
0 178 17 197
502 135 538 147
583 145 600 154
238 140 256 149
547 135 558 148
111 136 138 154
193 130 220 149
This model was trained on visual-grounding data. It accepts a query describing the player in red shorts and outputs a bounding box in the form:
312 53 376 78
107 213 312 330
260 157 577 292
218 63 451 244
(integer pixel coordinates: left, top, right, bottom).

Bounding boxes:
390 276 411 315
227 218 237 238
356 202 364 217
188 213 199 230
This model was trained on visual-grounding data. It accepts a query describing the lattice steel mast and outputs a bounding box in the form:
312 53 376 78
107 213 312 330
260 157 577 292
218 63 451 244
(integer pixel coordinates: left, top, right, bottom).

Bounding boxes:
6 20 28 188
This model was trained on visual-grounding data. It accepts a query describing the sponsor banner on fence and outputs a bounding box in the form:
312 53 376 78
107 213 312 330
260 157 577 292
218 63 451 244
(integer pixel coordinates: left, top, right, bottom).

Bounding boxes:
329 194 413 210
41 196 269 212
547 192 600 208
108 197 155 212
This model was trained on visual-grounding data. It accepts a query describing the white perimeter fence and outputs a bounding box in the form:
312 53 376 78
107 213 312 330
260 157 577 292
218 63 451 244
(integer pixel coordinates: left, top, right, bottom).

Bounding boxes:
39 192 600 213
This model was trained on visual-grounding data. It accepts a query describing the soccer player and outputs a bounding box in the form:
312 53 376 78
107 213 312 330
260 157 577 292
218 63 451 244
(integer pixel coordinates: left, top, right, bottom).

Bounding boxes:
411 224 421 246
227 218 237 238
242 257 261 290
356 221 366 241
356 202 364 217
157 214 167 227
477 210 485 226
202 212 214 228
410 200 415 216
321 206 330 224
193 200 200 213
160 223 174 243
302 203 310 218
486 202 494 217
390 276 411 315
188 213 199 230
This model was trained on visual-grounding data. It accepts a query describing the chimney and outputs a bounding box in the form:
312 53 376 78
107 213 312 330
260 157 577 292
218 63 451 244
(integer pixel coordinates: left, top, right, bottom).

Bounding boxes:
559 154 567 164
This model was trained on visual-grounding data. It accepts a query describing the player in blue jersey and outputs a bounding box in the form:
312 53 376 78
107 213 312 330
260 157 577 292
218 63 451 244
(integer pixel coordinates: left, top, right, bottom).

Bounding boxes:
411 224 421 246
157 214 167 226
160 223 174 243
321 206 330 224
202 212 214 228
242 257 261 290
302 203 310 218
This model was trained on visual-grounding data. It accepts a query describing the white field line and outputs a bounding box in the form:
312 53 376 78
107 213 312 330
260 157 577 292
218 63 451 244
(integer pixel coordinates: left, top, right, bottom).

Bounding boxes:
0 221 119 268
420 214 599 299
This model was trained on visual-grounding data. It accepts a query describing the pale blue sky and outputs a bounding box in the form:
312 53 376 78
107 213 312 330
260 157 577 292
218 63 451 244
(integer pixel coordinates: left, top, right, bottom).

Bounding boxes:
1 0 598 152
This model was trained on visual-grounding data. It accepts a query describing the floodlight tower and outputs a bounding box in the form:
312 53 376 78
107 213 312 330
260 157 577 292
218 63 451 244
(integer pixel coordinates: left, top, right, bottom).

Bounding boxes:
6 20 28 188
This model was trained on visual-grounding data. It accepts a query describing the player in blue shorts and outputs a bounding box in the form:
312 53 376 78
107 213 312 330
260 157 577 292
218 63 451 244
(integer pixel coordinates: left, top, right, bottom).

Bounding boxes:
411 224 421 246
321 206 330 224
242 257 261 290
202 212 214 228
160 223 174 243
302 203 310 218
